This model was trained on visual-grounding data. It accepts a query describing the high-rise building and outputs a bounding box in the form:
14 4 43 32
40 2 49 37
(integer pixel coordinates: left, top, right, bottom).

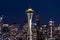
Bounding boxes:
42 24 47 39
35 15 40 40
2 24 10 40
9 23 20 40
35 15 40 27
56 24 60 40
22 21 28 40
0 16 4 40
32 27 37 40
48 19 55 40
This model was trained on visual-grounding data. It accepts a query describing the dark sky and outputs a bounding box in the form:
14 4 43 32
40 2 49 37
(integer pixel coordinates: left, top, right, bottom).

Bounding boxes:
0 0 60 26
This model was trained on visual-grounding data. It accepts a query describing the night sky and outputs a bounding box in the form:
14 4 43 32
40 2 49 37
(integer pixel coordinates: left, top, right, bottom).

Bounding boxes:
0 0 60 26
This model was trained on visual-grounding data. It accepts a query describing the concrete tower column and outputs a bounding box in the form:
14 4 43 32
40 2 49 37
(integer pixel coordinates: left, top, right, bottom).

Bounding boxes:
26 8 34 40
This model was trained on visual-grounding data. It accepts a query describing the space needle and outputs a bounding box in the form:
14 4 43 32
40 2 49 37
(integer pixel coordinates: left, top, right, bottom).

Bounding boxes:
26 7 34 40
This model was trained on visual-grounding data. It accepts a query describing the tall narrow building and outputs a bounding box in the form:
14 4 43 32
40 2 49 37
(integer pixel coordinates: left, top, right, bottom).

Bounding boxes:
0 16 4 40
35 15 40 27
48 19 55 40
3 24 10 40
35 15 40 40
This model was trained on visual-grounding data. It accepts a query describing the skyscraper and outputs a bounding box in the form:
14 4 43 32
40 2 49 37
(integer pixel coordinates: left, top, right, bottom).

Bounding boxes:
48 19 55 40
0 16 4 40
35 15 40 27
35 15 40 40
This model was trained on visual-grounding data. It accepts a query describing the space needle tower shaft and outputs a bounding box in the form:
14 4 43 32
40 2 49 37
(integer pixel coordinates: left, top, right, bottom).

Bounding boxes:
26 8 34 40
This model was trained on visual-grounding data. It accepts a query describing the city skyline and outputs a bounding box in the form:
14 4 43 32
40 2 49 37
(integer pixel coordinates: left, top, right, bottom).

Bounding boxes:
0 0 60 26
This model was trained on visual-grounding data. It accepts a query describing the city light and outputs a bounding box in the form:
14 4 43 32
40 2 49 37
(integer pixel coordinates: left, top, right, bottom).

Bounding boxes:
0 8 59 40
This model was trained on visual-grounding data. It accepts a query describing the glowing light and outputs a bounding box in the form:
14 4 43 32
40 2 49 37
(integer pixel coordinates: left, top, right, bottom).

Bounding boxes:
49 21 53 23
3 24 9 26
26 8 34 12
